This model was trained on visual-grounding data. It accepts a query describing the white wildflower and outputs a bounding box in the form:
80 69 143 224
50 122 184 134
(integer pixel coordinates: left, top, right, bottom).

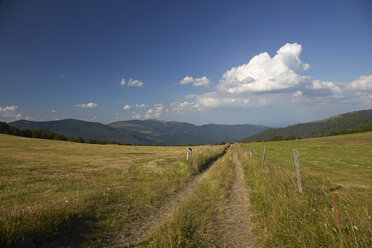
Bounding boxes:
353 225 358 231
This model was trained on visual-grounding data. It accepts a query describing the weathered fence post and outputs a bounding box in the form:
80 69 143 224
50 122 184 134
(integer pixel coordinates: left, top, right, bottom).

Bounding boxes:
196 146 198 155
293 148 303 193
261 146 266 166
199 146 202 154
250 147 252 158
187 147 193 161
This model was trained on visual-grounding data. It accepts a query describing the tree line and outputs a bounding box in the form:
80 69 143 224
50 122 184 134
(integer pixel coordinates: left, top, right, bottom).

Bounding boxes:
323 123 372 136
0 122 128 145
263 123 372 142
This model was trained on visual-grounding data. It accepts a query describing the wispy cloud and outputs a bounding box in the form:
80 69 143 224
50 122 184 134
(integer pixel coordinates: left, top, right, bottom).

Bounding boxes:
135 103 148 108
51 109 57 113
123 103 148 110
131 113 142 119
76 102 98 108
128 79 143 87
120 78 143 87
144 104 166 119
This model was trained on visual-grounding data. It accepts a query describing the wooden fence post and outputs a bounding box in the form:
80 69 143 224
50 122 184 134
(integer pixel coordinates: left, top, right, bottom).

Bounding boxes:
196 146 198 155
293 148 303 193
187 147 192 161
250 147 252 158
261 146 266 166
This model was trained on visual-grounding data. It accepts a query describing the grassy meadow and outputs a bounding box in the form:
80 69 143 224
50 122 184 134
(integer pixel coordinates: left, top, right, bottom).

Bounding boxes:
0 134 225 247
1 131 371 247
240 132 372 247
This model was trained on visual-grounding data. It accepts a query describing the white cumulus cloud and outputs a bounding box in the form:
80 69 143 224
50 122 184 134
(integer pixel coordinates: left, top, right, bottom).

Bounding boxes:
120 78 126 86
76 102 98 108
123 104 131 110
217 43 310 93
179 76 211 86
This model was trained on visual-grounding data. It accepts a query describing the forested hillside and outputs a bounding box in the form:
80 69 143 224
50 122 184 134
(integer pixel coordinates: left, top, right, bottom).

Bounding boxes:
8 119 267 145
240 109 372 142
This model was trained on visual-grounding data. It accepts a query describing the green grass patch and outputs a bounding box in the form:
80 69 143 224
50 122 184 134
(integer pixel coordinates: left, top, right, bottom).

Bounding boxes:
240 132 372 247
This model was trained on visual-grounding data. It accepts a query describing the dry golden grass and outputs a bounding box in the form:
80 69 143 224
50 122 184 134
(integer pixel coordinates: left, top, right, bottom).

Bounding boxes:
0 134 224 247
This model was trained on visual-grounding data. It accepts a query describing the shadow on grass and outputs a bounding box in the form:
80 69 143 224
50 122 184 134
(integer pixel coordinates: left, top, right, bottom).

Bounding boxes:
197 145 230 173
40 215 98 248
2 215 98 248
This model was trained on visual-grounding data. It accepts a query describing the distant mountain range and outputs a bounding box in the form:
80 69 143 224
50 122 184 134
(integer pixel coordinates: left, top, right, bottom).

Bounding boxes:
8 119 267 145
239 109 372 142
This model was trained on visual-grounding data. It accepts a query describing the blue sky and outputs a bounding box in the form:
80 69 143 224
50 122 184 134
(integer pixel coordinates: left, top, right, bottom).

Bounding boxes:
0 0 371 126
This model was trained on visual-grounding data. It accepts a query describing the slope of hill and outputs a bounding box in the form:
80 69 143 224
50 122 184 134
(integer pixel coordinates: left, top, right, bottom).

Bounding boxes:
201 123 267 140
240 109 372 142
9 119 267 145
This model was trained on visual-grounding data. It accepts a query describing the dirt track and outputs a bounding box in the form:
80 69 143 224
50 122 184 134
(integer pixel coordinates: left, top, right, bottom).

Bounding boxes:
115 150 226 247
115 146 255 247
216 151 255 247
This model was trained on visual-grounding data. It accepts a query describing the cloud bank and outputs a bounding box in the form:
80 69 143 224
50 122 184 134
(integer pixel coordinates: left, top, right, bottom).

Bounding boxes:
170 43 372 114
0 105 21 120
